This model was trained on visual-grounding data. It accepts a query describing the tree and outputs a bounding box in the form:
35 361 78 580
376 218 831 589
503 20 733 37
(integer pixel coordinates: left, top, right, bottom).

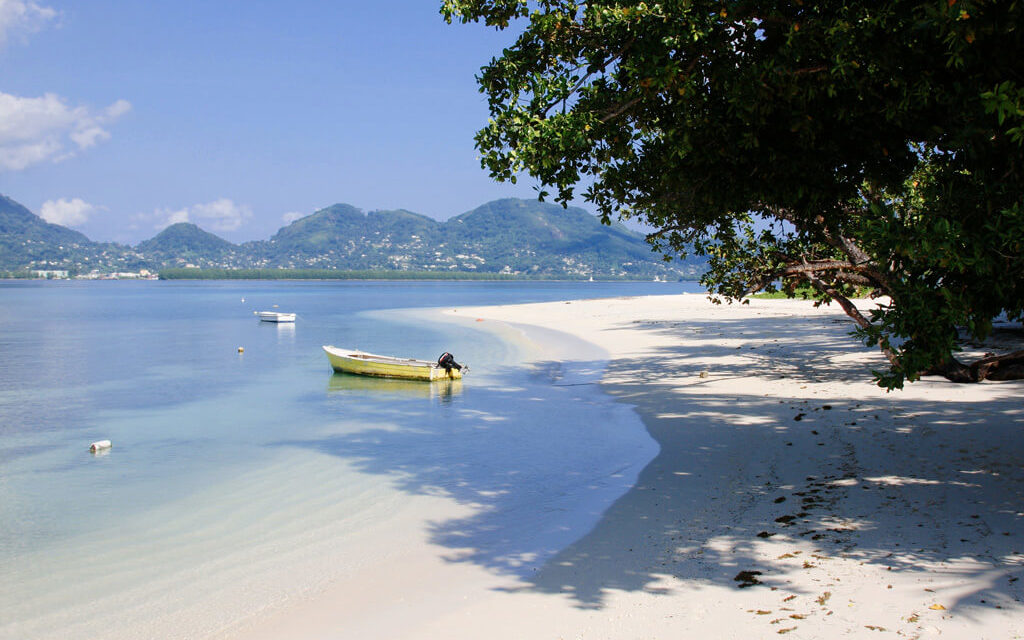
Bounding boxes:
442 0 1024 388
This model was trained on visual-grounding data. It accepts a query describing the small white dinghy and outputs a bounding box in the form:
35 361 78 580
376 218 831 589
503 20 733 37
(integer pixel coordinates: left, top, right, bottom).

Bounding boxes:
255 311 296 323
90 440 112 453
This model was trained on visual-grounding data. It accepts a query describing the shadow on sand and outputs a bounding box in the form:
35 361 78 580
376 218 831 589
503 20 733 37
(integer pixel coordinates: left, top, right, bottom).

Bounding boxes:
277 311 1024 615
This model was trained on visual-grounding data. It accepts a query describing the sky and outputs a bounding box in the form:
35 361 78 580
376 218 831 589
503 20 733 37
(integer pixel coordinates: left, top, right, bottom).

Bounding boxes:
0 0 566 244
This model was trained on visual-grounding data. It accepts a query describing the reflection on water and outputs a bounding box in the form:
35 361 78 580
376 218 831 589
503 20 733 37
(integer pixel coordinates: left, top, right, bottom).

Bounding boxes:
274 321 296 343
326 372 463 401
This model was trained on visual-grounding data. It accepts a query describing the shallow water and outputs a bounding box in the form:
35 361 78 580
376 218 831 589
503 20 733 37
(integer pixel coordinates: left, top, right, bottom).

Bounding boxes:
0 280 695 639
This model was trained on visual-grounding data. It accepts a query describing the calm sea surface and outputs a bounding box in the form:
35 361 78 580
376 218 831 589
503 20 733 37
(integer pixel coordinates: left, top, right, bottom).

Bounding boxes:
0 280 696 639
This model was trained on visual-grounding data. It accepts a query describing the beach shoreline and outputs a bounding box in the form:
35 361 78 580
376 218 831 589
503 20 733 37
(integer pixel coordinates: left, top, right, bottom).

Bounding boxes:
233 293 1024 639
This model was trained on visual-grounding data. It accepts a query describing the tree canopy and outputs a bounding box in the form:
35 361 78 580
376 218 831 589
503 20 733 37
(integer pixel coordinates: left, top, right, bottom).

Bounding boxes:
443 0 1024 388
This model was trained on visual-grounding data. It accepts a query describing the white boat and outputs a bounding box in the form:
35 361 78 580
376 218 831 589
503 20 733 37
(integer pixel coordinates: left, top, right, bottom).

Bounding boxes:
322 345 465 381
255 311 296 322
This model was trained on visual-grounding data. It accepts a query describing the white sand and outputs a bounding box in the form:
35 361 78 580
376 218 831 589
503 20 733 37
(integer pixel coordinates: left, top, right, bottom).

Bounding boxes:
232 293 1024 639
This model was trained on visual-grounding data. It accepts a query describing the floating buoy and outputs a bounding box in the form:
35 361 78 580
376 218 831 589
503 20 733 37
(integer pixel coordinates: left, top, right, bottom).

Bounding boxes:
238 346 245 353
241 298 245 303
90 440 112 453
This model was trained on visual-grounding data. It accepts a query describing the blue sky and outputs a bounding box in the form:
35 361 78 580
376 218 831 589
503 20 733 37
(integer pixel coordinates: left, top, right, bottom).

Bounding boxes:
0 1 557 244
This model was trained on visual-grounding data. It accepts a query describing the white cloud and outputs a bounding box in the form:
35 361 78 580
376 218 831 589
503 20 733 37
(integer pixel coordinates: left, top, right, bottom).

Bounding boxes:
68 125 110 149
282 211 305 224
0 91 132 171
0 0 58 48
40 197 97 227
160 208 190 227
152 199 253 232
104 99 132 119
192 198 252 231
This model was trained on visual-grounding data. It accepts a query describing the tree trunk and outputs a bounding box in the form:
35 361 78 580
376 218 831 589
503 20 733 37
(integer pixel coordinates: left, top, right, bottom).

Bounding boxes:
924 350 1024 382
802 275 901 367
814 284 1024 383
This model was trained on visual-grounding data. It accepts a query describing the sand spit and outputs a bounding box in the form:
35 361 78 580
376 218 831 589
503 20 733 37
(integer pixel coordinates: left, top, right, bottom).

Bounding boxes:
236 294 1023 640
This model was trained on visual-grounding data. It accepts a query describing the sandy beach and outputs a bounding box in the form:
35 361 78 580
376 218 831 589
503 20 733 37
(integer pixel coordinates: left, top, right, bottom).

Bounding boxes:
236 293 1023 639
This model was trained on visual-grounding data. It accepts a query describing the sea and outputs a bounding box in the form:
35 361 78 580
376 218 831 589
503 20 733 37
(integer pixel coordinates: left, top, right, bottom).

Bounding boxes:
0 279 698 639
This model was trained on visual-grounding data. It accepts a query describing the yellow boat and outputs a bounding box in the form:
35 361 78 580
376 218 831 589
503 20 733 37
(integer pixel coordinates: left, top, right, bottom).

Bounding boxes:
322 345 466 381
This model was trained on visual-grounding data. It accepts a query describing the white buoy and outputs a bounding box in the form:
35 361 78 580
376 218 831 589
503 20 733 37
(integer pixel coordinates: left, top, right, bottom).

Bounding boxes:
90 440 112 453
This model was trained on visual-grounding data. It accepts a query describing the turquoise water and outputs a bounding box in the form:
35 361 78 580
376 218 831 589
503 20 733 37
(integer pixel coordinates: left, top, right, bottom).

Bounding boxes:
0 280 693 639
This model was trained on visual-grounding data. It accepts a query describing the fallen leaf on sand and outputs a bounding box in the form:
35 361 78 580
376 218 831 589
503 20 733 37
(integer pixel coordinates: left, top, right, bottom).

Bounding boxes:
816 591 832 606
734 570 763 588
929 604 946 610
778 627 797 634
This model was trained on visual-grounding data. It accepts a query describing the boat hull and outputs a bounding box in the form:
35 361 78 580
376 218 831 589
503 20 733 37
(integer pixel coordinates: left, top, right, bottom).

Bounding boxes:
322 345 463 381
256 311 296 322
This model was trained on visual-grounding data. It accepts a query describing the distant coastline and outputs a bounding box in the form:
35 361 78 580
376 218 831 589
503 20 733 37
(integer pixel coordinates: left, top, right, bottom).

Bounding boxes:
0 268 700 282
156 268 699 281
2 195 707 280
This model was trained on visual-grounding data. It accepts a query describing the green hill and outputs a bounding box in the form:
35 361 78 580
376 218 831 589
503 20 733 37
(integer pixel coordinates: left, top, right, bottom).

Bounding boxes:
442 199 671 276
257 204 442 269
255 198 701 277
0 195 150 273
0 194 94 270
136 222 239 266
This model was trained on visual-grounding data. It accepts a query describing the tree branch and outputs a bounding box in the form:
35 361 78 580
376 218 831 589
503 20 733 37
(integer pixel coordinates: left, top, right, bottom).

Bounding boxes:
540 37 637 118
780 259 860 275
801 269 899 366
599 96 643 123
645 224 691 242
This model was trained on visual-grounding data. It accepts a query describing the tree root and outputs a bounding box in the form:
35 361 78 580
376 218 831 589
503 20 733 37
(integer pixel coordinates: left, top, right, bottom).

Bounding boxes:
924 350 1024 382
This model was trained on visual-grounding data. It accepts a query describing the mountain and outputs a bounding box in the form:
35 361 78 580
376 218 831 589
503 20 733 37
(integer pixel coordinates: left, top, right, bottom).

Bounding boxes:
0 194 91 245
136 223 240 266
255 198 701 277
442 199 666 276
0 194 92 270
0 193 705 278
0 195 150 272
255 204 442 269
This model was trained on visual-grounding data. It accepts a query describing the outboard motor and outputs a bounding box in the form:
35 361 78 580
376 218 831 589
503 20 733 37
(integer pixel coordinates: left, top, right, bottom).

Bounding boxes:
437 352 463 374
